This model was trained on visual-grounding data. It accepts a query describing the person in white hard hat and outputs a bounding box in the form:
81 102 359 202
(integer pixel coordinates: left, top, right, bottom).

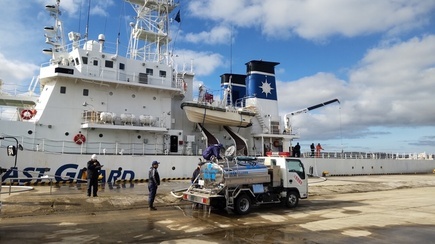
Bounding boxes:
86 154 103 197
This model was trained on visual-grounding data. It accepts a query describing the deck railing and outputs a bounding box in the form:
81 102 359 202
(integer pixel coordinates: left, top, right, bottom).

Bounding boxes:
0 136 201 156
0 136 433 160
300 151 434 160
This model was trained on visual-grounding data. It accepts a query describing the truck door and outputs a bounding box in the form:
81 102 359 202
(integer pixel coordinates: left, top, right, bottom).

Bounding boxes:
283 159 308 193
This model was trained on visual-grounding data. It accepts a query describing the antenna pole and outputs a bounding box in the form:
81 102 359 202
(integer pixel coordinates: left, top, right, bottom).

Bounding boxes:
85 0 91 40
230 25 233 74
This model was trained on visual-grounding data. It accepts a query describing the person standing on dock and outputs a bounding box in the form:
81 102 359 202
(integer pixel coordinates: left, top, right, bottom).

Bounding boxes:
148 161 160 211
191 160 204 209
87 154 103 197
191 160 204 186
316 143 324 158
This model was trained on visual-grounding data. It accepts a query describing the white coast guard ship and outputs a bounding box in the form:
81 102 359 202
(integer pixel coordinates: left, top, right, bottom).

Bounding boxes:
0 1 433 184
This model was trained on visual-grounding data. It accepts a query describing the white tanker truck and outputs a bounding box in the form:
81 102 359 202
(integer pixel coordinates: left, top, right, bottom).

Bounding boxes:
182 156 308 215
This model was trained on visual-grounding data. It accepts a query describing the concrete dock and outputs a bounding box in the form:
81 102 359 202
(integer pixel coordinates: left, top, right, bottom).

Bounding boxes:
1 175 435 243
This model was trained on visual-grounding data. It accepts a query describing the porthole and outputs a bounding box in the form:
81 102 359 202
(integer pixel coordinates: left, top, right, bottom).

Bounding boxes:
65 132 69 136
28 130 33 135
109 92 113 96
132 94 136 98
99 134 103 138
137 135 141 139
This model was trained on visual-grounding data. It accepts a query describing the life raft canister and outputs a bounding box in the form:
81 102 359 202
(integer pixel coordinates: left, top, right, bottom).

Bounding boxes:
20 109 34 120
73 134 86 145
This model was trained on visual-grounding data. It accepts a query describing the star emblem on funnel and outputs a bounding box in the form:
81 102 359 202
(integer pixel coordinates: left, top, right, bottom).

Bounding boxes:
260 80 273 97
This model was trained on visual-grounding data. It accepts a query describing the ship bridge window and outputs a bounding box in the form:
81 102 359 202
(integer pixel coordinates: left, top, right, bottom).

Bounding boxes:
75 58 80 65
93 60 98 66
159 70 166 78
60 86 66 94
119 63 125 70
83 89 89 96
82 57 88 64
146 68 153 76
105 60 113 68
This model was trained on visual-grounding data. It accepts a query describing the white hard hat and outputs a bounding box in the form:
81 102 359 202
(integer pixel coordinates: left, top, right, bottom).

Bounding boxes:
91 154 97 160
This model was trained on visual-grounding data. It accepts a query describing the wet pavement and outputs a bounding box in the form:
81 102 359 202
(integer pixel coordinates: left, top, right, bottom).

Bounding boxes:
1 175 435 243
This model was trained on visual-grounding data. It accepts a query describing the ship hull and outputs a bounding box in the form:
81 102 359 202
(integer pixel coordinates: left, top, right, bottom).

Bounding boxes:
1 151 433 184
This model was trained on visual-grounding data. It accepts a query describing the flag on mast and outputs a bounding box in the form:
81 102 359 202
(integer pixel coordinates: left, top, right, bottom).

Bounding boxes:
174 10 181 23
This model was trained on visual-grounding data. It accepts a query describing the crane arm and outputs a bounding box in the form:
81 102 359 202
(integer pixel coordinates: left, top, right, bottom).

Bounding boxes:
284 98 340 133
306 98 340 111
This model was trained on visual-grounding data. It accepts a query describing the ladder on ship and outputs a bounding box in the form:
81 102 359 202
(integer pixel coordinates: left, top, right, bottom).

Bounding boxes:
251 106 268 133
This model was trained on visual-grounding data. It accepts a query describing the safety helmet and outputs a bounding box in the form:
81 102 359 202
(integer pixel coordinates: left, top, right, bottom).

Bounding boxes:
152 161 160 166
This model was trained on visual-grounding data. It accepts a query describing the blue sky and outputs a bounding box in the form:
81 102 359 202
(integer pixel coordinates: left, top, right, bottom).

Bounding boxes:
1 0 435 155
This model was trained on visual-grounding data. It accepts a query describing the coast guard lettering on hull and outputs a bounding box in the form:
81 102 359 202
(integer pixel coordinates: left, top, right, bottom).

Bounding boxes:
1 164 134 183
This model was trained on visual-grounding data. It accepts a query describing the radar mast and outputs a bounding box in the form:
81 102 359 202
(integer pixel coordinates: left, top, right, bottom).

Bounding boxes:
126 0 177 65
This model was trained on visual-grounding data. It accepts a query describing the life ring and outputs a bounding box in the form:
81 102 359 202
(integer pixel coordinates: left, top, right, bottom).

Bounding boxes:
20 109 34 120
73 134 86 145
273 140 281 147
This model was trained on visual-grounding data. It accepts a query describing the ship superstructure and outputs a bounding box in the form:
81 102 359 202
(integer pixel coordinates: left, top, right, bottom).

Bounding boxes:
2 0 195 156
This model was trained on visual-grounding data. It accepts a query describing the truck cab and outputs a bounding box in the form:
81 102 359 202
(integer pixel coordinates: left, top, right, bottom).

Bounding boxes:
260 157 309 199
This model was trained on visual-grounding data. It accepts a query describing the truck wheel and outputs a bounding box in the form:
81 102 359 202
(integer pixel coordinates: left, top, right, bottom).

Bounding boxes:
285 191 299 208
234 194 251 215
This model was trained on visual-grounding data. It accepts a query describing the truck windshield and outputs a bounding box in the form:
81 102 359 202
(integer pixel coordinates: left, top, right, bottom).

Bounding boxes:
286 159 305 179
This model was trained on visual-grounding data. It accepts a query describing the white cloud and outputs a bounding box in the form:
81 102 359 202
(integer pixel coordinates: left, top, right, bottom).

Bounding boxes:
0 1 48 88
187 0 435 40
172 50 225 76
184 25 233 45
0 1 44 60
40 0 114 17
90 0 115 17
346 35 435 125
279 35 435 142
0 53 39 92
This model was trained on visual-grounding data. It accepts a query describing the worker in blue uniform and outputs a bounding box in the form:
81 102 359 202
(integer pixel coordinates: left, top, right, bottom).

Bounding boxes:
202 143 224 161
